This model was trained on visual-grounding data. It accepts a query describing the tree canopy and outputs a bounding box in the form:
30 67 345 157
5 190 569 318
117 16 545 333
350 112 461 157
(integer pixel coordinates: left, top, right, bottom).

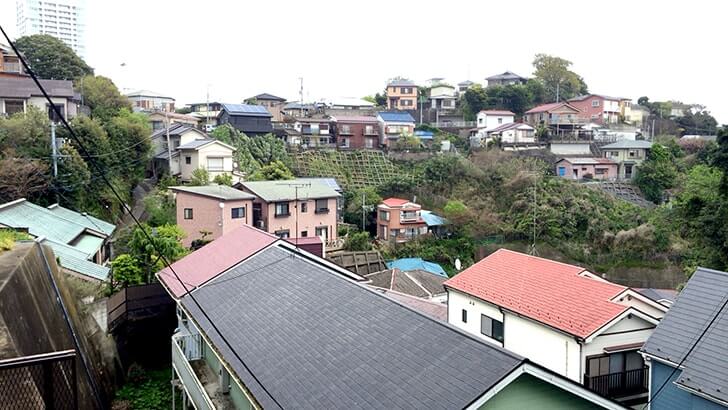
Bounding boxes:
76 75 132 121
532 53 588 102
14 34 93 80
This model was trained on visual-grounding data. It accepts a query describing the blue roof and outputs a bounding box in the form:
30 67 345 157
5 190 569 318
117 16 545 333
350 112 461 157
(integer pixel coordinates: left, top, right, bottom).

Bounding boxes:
221 103 272 117
378 111 415 123
386 258 448 278
420 210 446 227
414 130 434 139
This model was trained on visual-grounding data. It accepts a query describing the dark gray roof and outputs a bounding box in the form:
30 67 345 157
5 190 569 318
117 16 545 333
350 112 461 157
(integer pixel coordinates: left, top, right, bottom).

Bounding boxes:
642 267 728 404
253 93 286 101
365 269 446 299
387 78 416 87
182 245 523 409
150 123 205 140
485 71 527 81
0 76 74 98
636 288 677 305
221 103 272 117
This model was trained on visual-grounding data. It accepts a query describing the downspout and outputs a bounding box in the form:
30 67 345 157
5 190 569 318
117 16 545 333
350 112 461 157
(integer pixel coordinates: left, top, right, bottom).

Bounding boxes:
37 242 104 409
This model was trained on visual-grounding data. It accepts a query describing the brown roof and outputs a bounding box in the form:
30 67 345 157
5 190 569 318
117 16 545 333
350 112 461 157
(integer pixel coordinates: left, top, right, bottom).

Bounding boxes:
0 76 74 99
365 269 446 299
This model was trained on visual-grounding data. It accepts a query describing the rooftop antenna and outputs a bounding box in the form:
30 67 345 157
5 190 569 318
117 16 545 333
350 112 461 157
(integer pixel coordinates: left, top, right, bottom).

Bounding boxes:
206 83 210 130
278 182 311 250
298 77 304 118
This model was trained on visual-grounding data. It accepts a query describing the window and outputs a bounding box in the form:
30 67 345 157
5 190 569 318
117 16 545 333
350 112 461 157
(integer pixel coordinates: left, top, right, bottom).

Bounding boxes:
185 156 191 165
315 199 328 214
365 126 375 135
300 202 307 213
4 100 24 115
315 226 328 239
275 202 290 217
231 207 245 219
47 103 65 122
183 208 193 220
595 168 607 175
462 309 468 323
480 314 504 343
592 99 600 107
498 117 503 124
366 138 375 149
301 230 308 237
274 229 290 238
379 210 390 221
207 157 224 171
628 150 638 158
478 118 483 124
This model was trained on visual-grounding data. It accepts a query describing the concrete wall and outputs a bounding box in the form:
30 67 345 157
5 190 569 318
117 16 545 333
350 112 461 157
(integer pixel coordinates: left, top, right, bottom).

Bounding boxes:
0 242 120 408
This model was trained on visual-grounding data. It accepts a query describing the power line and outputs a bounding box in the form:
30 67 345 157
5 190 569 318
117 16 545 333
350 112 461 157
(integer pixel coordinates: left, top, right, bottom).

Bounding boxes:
0 25 285 410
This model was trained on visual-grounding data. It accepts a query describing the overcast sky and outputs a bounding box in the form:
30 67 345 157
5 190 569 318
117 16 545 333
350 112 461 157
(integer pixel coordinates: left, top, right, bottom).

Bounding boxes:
1 0 727 123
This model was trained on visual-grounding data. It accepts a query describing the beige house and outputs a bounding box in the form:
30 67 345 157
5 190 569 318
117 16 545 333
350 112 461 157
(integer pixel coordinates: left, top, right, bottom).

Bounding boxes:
601 140 653 179
170 185 255 247
177 139 236 183
385 78 417 110
148 111 199 131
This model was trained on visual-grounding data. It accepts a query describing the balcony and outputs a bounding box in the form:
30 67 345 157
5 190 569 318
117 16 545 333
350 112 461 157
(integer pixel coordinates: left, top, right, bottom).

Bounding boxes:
338 127 353 135
171 332 215 410
315 207 329 214
2 61 21 73
583 367 648 400
364 128 378 136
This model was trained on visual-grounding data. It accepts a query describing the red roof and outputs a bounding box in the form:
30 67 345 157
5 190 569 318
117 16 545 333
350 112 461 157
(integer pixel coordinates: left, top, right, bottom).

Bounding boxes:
382 198 413 207
524 102 580 114
479 110 516 116
444 249 628 338
157 225 277 298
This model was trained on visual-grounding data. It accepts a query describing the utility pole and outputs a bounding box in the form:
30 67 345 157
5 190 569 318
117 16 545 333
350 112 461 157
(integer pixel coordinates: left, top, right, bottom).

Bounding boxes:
299 77 304 118
278 182 311 248
51 122 58 177
165 111 172 173
206 84 210 130
555 82 560 103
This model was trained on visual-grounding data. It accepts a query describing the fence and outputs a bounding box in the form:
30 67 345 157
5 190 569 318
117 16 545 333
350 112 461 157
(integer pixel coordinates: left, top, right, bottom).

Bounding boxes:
107 283 174 332
0 350 77 409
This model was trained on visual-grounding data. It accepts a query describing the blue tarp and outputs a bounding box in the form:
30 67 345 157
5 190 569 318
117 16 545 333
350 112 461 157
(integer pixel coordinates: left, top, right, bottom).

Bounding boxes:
386 258 447 278
414 130 434 140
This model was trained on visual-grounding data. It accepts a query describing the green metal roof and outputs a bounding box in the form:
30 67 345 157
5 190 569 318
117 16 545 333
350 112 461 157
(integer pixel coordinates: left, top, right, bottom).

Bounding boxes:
71 234 105 258
44 240 110 281
240 179 340 202
170 185 256 201
47 203 116 236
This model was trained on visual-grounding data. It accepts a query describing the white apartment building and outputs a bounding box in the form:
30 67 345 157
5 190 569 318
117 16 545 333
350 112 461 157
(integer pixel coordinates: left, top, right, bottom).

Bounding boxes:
16 0 86 59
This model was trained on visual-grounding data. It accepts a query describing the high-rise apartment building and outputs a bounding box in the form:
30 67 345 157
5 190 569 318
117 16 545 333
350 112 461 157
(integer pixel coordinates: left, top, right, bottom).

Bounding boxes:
16 0 86 59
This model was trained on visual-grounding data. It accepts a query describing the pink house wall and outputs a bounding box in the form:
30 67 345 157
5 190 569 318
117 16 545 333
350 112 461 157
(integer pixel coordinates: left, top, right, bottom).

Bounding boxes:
376 203 427 240
261 197 338 241
555 160 618 180
175 192 253 247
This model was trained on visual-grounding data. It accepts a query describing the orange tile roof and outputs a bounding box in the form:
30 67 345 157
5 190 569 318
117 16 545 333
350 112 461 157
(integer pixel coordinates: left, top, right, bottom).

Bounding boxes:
382 198 412 207
444 249 628 338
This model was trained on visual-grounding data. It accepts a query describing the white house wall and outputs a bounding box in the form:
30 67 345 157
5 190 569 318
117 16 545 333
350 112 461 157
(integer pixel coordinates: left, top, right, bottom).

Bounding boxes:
477 113 514 131
582 315 656 377
447 289 581 382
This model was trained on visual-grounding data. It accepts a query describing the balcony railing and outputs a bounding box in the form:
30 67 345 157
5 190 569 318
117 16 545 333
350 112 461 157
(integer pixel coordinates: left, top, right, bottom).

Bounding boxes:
172 332 215 410
339 127 353 135
364 128 379 135
2 61 21 73
583 367 648 399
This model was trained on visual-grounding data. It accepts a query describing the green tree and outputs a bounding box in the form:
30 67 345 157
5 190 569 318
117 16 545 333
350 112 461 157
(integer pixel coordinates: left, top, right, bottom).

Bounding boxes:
14 34 93 80
212 173 233 186
344 231 371 251
128 224 188 280
344 187 382 230
111 254 144 289
77 75 132 120
0 156 50 202
53 144 91 207
249 160 294 181
60 116 113 169
190 168 210 186
634 144 678 203
103 110 152 180
393 132 421 151
0 106 51 159
461 84 488 120
143 191 176 227
532 53 588 102
675 109 718 136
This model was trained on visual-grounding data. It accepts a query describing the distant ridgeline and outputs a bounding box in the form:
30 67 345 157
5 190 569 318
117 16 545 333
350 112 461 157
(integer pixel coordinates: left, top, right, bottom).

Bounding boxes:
292 150 414 189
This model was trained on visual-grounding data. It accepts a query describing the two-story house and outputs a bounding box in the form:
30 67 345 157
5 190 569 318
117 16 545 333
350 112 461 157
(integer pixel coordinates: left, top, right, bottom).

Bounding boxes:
125 89 175 113
568 94 627 125
170 185 256 247
524 102 583 128
641 267 728 410
457 80 475 95
294 117 334 148
376 198 428 243
238 179 339 242
429 83 457 111
485 71 528 87
477 110 515 131
157 228 623 410
445 249 668 406
385 78 417 110
147 111 199 131
332 115 380 149
601 140 653 179
187 101 224 131
245 93 287 122
0 76 78 120
0 42 25 76
217 103 273 136
377 111 416 148
487 122 537 144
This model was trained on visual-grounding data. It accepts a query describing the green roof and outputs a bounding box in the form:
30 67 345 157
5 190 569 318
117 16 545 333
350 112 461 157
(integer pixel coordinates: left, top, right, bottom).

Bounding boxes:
71 234 105 258
170 185 256 201
45 240 110 281
47 203 116 236
240 179 340 202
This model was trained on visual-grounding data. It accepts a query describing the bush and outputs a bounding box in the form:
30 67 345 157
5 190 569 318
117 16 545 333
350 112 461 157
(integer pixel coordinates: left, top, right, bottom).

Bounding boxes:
189 168 209 186
344 231 371 251
212 173 233 186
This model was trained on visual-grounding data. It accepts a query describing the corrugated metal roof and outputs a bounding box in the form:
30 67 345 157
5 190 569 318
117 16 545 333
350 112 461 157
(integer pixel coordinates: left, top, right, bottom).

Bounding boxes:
170 185 256 201
240 179 340 202
295 178 342 192
125 89 174 99
642 267 728 404
221 103 272 117
377 111 416 123
43 240 110 281
181 245 523 409
420 210 446 227
387 79 416 86
47 204 116 236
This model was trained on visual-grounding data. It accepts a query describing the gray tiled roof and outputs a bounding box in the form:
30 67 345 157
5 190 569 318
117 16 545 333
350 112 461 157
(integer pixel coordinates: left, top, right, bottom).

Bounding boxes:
0 77 74 98
170 185 255 201
365 269 446 299
600 140 653 149
182 245 523 409
240 179 340 202
642 267 728 404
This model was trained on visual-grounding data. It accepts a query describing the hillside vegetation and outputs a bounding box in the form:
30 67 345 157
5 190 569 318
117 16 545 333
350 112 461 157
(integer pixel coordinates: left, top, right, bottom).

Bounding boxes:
292 150 414 189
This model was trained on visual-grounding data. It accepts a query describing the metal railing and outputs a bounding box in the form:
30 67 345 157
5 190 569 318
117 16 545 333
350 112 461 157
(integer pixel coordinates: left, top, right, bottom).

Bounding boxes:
172 333 214 410
583 367 648 399
432 121 477 128
0 350 77 409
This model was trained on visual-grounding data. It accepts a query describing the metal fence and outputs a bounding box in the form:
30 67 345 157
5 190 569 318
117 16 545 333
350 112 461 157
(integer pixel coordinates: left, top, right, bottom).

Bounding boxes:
0 350 77 409
107 283 174 332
